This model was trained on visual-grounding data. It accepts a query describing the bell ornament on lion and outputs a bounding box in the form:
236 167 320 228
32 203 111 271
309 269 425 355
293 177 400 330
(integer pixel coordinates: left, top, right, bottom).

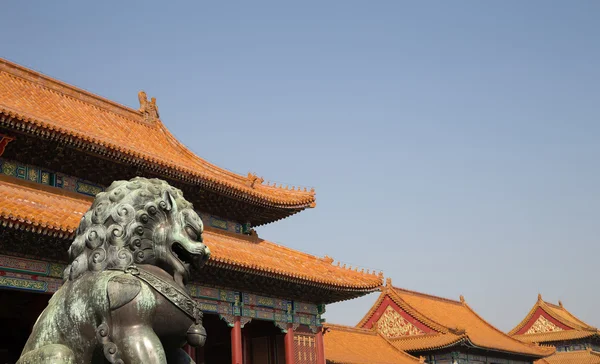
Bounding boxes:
16 177 211 364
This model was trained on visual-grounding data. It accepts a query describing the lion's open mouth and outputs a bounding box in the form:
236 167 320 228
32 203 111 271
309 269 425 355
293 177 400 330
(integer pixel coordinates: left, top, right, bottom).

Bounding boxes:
171 243 196 271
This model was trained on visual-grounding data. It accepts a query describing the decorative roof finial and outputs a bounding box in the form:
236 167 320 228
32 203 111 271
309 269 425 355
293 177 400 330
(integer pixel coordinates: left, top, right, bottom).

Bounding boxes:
558 300 563 307
385 277 392 287
138 91 160 122
246 173 264 188
538 293 543 301
459 295 465 303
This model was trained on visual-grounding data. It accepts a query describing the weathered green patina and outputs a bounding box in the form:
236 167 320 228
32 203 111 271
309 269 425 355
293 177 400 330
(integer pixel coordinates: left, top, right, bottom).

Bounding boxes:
17 177 211 364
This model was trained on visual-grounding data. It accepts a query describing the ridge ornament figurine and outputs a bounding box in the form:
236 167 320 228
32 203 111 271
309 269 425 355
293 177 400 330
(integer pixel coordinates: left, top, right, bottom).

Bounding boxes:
17 177 211 364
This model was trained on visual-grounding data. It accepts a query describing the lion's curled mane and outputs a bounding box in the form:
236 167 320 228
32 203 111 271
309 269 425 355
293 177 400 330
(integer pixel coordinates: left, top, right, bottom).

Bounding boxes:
64 177 193 281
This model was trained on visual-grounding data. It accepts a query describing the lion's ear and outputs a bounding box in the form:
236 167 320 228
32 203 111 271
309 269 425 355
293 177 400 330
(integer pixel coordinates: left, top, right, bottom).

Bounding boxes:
163 190 179 214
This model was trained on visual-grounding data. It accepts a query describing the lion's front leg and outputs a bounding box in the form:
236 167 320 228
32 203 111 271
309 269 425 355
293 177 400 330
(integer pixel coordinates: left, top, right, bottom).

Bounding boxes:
112 325 167 364
16 344 76 364
107 275 166 364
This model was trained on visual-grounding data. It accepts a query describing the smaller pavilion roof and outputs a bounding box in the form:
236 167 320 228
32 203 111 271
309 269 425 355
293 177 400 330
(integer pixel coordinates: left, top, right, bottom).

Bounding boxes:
509 294 600 344
356 279 554 358
323 324 421 364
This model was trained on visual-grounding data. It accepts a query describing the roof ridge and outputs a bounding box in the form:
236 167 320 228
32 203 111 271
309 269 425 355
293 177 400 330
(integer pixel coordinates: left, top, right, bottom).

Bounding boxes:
461 301 554 356
509 296 547 335
0 57 142 122
538 300 587 331
0 174 93 203
392 286 463 305
389 333 448 341
543 300 597 330
544 301 562 309
355 291 387 328
386 288 451 333
324 323 377 335
155 121 317 198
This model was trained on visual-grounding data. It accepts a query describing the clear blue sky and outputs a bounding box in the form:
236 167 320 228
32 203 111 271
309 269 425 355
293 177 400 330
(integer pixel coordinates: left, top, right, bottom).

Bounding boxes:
3 1 599 331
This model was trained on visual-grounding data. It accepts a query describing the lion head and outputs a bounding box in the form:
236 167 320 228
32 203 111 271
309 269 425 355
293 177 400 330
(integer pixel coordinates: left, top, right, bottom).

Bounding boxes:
64 177 211 287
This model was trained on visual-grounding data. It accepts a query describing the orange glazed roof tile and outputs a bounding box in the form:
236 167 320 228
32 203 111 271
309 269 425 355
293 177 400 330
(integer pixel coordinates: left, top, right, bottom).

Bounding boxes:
535 349 600 364
0 177 382 291
356 282 553 358
0 58 315 211
509 295 599 344
323 324 420 364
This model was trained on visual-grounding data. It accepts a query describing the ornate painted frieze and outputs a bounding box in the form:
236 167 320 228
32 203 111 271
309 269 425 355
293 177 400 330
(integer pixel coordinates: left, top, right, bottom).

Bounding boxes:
0 271 62 293
194 297 234 316
557 343 597 352
0 254 322 329
188 284 238 303
0 254 64 278
243 292 291 311
0 157 104 197
295 301 319 315
377 306 424 338
525 315 563 334
197 212 243 234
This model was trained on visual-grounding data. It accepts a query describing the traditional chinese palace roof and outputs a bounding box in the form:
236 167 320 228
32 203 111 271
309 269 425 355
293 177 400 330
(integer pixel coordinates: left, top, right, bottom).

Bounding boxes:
354 279 553 359
0 57 314 226
0 58 383 303
509 294 600 344
323 324 421 364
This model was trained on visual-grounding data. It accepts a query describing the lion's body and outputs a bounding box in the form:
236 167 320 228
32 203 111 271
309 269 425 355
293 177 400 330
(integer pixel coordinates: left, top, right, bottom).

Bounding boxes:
16 178 210 364
19 271 122 364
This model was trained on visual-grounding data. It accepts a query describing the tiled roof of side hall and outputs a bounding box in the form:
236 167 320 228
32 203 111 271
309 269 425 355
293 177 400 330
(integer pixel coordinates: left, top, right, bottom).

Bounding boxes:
535 348 600 364
510 294 599 344
323 324 421 364
356 280 554 358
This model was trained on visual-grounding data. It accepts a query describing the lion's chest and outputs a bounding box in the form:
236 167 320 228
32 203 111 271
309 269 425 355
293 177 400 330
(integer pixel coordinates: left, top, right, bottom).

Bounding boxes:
151 293 194 346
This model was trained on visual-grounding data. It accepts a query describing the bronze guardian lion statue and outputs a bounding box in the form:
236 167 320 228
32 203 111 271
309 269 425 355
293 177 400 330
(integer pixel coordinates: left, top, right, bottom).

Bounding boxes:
17 177 211 364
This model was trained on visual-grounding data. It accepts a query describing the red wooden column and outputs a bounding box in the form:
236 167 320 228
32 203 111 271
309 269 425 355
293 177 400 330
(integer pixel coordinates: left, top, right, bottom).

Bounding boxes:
284 323 295 364
231 316 243 364
315 328 325 364
184 344 195 362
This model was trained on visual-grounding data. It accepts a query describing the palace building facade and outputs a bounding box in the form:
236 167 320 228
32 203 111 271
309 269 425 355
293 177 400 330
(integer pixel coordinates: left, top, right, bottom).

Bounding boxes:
0 58 383 364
